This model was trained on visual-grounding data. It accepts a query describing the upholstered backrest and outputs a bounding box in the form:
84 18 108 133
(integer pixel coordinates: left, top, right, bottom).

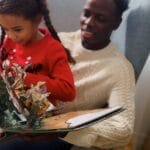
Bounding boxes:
133 54 150 150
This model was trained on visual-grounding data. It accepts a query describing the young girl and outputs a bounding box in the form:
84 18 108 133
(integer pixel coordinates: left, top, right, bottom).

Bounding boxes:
0 0 76 106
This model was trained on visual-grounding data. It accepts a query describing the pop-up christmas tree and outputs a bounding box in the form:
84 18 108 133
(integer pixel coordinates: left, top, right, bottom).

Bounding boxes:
0 60 55 129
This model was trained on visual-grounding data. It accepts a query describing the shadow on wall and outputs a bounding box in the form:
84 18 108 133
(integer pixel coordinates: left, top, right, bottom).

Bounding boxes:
125 6 150 80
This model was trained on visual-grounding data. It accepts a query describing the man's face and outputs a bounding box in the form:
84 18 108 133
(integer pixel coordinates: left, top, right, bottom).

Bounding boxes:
80 0 121 50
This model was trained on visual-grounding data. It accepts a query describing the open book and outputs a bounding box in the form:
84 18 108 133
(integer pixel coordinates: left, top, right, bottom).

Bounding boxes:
0 63 124 141
1 106 124 134
0 106 124 143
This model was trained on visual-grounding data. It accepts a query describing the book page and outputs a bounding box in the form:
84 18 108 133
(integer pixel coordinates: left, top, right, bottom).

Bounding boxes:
3 106 124 133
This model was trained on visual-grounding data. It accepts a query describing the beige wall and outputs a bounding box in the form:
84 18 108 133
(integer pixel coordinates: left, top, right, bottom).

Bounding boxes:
47 0 86 32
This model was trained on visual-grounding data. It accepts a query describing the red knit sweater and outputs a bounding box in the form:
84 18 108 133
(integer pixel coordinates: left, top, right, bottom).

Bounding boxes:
0 29 75 104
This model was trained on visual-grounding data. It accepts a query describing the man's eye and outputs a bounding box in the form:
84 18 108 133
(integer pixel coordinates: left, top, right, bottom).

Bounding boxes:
97 16 107 22
83 10 91 17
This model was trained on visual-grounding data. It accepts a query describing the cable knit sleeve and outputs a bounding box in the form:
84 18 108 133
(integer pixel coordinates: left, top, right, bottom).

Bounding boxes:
64 55 135 149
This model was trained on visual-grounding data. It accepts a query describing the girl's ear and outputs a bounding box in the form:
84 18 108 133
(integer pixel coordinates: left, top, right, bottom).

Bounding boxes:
34 15 42 24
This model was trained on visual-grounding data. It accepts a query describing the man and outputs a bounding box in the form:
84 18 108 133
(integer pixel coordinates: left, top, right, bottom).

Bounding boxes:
56 0 135 150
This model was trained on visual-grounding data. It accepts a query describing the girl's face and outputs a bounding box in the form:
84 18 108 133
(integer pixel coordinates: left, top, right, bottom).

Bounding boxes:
0 14 41 46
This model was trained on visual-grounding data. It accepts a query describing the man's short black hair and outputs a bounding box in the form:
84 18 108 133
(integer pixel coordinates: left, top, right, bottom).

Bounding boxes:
114 0 129 16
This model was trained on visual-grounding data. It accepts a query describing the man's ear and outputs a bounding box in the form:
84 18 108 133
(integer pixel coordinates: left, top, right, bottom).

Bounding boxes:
112 17 122 30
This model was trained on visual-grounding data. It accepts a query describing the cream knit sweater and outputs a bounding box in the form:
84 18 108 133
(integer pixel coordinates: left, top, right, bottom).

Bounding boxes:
58 31 135 150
